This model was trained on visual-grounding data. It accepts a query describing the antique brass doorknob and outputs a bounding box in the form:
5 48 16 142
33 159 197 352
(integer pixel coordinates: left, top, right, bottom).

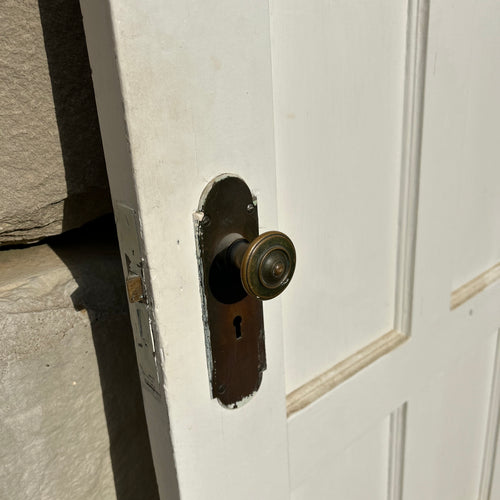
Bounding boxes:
228 231 296 300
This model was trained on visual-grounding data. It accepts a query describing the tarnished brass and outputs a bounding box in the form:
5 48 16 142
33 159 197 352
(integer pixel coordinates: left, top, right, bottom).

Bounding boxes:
126 274 145 303
239 231 295 300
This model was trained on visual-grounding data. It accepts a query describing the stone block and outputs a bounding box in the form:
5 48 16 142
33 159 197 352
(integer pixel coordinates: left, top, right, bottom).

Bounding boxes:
0 0 111 245
0 219 159 500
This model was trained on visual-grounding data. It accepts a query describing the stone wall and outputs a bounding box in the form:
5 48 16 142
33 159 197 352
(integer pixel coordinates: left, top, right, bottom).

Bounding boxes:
0 0 112 245
0 218 159 500
0 1 158 498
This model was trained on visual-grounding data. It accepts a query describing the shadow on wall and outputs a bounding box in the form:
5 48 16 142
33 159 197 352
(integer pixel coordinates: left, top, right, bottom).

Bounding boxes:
38 0 112 232
38 1 160 498
48 218 160 500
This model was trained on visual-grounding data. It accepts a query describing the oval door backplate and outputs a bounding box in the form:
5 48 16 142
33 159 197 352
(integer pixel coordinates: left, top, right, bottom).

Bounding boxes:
194 174 266 409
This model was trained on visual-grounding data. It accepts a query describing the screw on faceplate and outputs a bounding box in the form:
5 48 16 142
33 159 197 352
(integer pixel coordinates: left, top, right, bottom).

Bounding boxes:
246 203 255 213
201 214 211 226
217 384 226 394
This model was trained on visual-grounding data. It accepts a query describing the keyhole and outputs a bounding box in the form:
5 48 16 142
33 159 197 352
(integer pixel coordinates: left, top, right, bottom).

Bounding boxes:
233 316 242 339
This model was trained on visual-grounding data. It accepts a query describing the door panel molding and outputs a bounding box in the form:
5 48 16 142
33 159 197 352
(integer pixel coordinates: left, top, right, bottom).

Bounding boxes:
287 330 406 417
388 403 408 500
451 262 500 311
479 329 500 500
394 0 430 334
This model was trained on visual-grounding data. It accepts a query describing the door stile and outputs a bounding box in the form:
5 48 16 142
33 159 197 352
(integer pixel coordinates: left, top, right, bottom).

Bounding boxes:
80 1 290 499
80 1 181 497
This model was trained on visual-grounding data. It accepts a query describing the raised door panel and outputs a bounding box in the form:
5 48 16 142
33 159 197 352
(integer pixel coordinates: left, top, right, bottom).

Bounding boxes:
292 416 391 500
403 332 498 500
414 0 500 315
424 0 500 290
270 0 408 391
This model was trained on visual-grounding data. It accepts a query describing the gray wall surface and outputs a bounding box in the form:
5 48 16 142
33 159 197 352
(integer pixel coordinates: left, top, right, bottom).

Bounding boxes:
0 1 159 498
0 0 112 245
0 219 159 499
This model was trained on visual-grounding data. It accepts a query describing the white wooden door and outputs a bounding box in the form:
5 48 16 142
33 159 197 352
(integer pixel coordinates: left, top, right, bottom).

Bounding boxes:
81 0 500 498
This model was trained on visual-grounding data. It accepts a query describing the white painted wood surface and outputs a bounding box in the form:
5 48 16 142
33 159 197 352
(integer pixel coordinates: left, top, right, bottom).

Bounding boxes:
403 333 497 499
285 0 500 497
293 416 391 500
80 1 289 498
271 0 408 391
81 0 500 498
435 0 500 290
